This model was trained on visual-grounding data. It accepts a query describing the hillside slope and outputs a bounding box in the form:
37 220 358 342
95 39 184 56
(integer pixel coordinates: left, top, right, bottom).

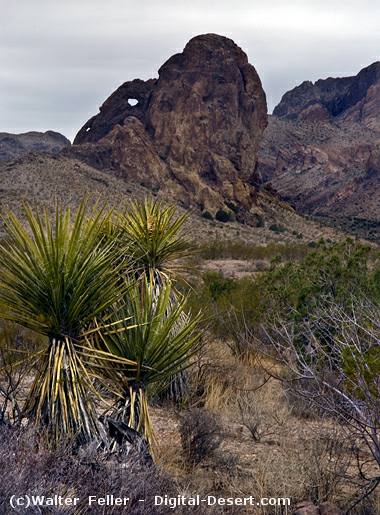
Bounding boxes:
0 153 342 245
259 62 380 241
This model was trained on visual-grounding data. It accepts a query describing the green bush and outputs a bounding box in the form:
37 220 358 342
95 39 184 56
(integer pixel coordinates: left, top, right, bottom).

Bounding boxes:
201 210 214 221
189 240 380 347
215 209 233 223
201 271 236 301
269 223 286 233
198 240 310 262
252 213 265 227
225 201 238 213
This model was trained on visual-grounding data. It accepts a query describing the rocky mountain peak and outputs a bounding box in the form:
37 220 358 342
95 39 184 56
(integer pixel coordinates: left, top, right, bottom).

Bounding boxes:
259 61 380 240
72 34 267 220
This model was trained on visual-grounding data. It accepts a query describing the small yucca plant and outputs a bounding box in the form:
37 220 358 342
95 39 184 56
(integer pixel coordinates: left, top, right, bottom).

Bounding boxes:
0 202 135 444
87 279 202 448
116 198 193 288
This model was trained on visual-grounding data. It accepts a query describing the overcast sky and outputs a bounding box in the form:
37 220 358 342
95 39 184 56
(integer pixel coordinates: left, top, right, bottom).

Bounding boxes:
1 0 379 141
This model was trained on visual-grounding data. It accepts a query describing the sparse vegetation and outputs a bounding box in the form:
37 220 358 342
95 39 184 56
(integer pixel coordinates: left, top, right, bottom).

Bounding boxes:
198 239 310 261
0 199 379 513
201 210 214 221
269 223 286 233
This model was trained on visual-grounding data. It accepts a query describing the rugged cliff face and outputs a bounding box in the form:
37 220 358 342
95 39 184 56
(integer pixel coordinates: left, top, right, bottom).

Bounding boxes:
72 34 268 220
259 62 380 239
0 131 70 163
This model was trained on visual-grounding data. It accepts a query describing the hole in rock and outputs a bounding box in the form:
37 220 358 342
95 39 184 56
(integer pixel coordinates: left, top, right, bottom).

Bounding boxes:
128 98 139 107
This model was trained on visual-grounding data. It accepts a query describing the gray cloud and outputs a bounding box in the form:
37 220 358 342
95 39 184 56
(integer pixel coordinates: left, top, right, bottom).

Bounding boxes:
0 0 379 140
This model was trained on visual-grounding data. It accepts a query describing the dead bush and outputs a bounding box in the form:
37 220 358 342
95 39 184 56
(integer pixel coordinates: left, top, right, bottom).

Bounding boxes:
179 408 222 469
236 384 290 444
283 378 325 419
0 425 183 515
0 322 42 425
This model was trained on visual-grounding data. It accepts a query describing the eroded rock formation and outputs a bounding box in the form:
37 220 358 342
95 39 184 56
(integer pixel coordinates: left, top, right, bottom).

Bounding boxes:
72 34 267 219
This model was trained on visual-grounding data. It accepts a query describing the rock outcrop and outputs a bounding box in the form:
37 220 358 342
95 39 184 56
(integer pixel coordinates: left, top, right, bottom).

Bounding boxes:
72 34 267 220
0 131 70 163
259 62 380 240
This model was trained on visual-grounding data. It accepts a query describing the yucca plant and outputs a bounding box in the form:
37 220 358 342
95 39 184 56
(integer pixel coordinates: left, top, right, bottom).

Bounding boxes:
115 199 196 401
116 198 193 288
87 279 202 448
0 202 135 444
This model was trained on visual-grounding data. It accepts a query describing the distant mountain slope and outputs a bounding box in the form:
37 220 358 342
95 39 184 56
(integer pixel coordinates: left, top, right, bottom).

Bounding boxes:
273 61 380 130
259 62 380 241
0 131 70 163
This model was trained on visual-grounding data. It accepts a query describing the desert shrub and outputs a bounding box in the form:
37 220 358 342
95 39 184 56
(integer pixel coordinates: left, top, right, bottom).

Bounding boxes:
211 451 239 476
190 240 380 358
179 408 222 468
272 300 380 510
269 223 286 233
225 201 238 213
252 213 265 227
0 322 43 425
201 210 214 220
202 271 236 301
283 379 324 419
250 429 353 510
238 396 274 443
198 240 310 262
215 209 233 223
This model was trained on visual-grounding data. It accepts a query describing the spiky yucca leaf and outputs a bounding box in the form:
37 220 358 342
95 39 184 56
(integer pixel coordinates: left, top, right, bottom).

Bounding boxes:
0 202 134 444
87 280 202 445
117 198 193 286
0 203 124 335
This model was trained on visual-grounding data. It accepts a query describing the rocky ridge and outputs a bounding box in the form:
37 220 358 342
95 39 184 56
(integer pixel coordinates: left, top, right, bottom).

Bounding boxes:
0 131 70 163
273 61 380 129
259 62 380 240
